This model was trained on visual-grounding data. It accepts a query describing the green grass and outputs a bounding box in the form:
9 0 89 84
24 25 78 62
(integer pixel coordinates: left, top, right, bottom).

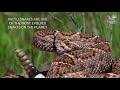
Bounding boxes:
0 12 120 76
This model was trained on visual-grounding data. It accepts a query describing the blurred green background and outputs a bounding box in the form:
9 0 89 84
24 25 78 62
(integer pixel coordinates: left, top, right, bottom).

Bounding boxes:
0 12 120 76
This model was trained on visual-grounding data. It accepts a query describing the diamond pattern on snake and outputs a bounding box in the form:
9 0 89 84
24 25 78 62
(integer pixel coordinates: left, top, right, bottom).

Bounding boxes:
33 30 115 78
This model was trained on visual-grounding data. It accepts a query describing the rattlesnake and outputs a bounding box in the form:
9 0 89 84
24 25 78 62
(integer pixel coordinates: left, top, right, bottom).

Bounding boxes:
32 30 120 78
2 30 120 78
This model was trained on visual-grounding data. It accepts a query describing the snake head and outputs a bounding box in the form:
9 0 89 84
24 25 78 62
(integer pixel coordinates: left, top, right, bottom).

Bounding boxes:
33 30 56 52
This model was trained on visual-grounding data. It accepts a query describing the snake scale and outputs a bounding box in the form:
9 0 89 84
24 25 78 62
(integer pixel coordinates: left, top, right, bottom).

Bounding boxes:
32 30 120 78
2 30 120 78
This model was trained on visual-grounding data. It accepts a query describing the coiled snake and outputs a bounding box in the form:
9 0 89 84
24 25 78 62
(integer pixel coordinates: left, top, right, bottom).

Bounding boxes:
33 30 120 78
2 30 120 78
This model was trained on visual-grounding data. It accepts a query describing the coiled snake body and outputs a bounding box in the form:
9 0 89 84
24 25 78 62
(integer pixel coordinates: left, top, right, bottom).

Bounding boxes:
32 30 119 78
3 30 120 78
